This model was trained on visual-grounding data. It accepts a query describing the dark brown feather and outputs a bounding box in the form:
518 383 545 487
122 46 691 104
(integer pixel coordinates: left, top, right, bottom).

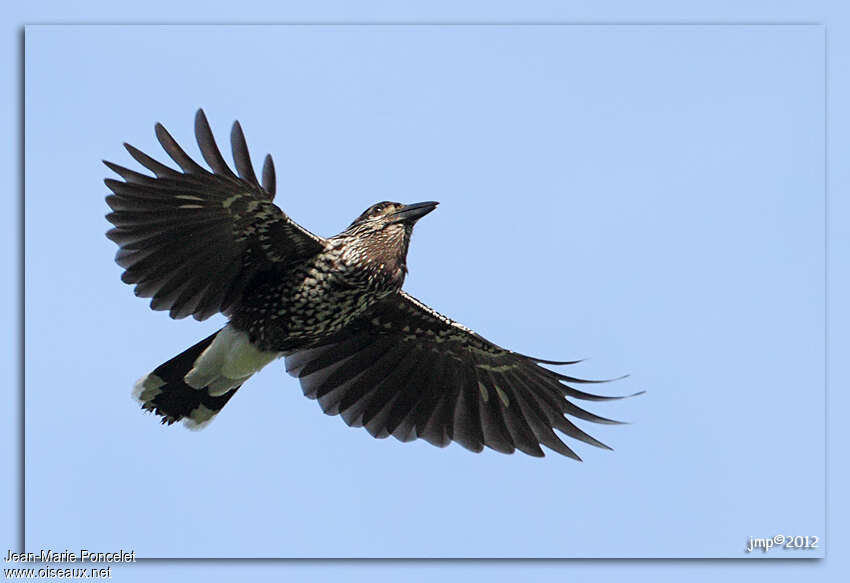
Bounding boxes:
284 291 634 458
105 109 324 321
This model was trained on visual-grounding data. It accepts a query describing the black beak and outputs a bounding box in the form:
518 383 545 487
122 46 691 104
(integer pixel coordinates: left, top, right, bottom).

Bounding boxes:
391 201 439 224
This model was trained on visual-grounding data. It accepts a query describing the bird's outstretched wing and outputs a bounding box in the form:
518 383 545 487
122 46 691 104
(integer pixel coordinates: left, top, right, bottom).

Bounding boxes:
285 291 638 459
105 109 325 320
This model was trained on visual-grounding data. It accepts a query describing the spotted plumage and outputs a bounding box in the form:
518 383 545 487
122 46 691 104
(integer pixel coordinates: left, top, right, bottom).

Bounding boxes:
106 109 640 459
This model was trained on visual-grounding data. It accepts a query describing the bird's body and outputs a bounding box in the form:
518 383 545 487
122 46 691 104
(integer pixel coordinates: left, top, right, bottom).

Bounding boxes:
106 109 639 459
230 213 412 352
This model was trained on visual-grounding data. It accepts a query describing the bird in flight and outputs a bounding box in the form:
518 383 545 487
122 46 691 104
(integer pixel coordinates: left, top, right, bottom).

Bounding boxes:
105 109 639 460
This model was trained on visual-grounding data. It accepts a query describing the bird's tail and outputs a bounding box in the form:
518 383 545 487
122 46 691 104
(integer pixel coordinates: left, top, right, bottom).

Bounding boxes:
132 325 279 429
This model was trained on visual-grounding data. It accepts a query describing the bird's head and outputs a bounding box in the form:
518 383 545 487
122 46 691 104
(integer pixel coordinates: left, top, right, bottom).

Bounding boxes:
348 200 439 230
336 200 439 285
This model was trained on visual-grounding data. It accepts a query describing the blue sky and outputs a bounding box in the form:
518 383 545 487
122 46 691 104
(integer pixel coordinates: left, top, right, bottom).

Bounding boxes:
6 1 850 582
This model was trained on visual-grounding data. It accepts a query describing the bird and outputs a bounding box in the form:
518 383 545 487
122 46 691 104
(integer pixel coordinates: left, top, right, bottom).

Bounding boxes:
104 109 640 460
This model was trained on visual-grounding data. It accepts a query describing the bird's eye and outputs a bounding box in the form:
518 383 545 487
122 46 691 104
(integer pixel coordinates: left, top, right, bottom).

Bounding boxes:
373 205 384 215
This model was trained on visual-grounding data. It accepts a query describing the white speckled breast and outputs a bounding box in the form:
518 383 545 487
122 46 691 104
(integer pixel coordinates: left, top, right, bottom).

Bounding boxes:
233 236 406 352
